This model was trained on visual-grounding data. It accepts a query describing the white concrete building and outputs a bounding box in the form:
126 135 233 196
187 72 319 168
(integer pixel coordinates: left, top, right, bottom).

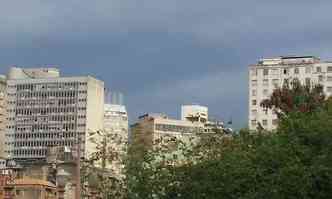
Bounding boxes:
181 105 208 124
249 56 332 130
104 104 128 135
5 67 104 163
0 76 6 159
104 104 128 175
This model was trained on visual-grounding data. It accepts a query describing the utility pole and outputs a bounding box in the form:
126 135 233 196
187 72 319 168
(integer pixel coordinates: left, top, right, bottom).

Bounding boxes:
76 137 81 199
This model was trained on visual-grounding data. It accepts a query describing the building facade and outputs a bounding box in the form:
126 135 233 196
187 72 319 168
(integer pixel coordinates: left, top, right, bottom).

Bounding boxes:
130 113 205 151
3 178 57 199
103 104 128 176
5 67 104 163
0 76 6 159
181 105 208 124
249 56 332 130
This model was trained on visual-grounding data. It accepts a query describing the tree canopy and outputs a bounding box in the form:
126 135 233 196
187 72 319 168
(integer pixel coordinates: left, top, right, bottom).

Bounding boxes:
88 81 332 199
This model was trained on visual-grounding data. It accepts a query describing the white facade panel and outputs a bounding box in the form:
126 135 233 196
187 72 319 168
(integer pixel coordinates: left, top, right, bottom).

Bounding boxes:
249 56 332 131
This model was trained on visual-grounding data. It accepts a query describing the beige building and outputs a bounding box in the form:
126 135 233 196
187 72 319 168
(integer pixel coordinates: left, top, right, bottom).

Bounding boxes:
181 105 208 123
130 113 205 151
3 178 57 199
249 56 332 130
5 67 104 163
0 76 6 159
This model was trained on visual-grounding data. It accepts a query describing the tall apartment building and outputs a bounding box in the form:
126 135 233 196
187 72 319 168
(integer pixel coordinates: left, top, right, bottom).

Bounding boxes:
249 56 332 130
104 103 128 176
0 75 7 158
104 104 128 137
5 67 104 163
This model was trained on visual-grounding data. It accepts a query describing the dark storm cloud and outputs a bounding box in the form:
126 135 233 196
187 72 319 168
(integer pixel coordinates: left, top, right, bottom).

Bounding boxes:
1 0 332 128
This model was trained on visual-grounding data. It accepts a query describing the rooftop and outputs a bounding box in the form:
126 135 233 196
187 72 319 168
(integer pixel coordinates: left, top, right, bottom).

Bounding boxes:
8 178 56 188
254 55 323 66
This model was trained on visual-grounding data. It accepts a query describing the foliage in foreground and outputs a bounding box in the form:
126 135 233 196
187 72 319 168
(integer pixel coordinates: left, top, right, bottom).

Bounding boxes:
127 113 332 199
125 81 332 199
88 81 332 198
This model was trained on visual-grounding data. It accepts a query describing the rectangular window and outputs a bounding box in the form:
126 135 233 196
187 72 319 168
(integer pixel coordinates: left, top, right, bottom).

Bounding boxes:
251 69 257 76
328 66 332 72
319 75 324 82
305 78 311 86
272 79 279 88
327 76 332 82
252 90 257 96
263 69 269 76
263 79 269 86
251 120 257 126
263 89 269 96
327 87 332 93
252 100 257 106
271 69 279 75
251 80 257 87
305 66 311 74
262 120 268 126
317 67 322 73
251 109 257 116
283 68 289 75
294 67 300 74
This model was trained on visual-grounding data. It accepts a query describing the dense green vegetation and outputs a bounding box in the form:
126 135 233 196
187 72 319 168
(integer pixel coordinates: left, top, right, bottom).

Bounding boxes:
126 81 332 199
87 81 332 198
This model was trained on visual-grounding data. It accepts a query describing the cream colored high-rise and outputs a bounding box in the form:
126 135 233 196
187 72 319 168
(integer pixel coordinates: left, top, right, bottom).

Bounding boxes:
249 56 332 131
5 67 104 163
0 75 7 158
104 104 128 176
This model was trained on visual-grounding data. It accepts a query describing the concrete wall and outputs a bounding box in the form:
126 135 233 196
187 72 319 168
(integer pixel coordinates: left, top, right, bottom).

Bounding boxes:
249 57 332 130
0 76 6 158
85 77 104 158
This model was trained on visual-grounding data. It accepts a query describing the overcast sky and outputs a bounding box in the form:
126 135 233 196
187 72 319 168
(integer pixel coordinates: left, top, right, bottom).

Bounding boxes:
1 0 332 128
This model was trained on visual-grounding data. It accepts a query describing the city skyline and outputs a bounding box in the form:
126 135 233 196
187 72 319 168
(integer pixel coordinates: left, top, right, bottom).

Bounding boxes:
1 1 332 128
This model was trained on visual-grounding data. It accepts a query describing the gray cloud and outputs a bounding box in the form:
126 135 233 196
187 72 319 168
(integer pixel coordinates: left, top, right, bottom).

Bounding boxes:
1 0 332 128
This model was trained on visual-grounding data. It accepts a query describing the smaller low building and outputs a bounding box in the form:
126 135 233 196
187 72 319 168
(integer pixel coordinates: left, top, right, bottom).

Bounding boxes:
130 113 205 151
0 173 11 199
181 105 208 123
3 178 56 199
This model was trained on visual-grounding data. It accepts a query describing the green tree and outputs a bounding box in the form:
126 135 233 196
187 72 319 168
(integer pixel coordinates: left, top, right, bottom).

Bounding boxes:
260 79 325 118
126 81 332 198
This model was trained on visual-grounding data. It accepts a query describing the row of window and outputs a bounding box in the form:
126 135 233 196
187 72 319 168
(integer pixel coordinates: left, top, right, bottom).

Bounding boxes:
15 90 82 99
7 123 85 132
12 149 48 157
251 85 332 100
251 79 280 87
155 124 204 134
13 82 87 91
251 76 332 89
20 123 77 131
251 89 269 97
14 140 76 148
14 131 78 139
14 98 82 107
252 66 332 76
251 119 278 127
12 106 85 116
13 115 78 122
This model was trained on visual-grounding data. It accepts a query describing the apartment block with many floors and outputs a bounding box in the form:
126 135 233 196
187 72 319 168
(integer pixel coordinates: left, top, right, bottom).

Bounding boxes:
104 103 128 177
249 56 332 131
5 67 104 164
0 75 6 159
